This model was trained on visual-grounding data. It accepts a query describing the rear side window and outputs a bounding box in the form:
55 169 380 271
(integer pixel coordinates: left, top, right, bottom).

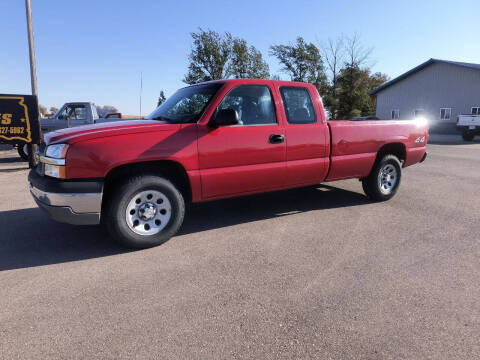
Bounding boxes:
280 87 316 124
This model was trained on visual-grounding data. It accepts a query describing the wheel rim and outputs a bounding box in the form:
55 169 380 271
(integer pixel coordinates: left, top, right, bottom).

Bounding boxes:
125 190 172 236
23 144 29 155
378 164 398 195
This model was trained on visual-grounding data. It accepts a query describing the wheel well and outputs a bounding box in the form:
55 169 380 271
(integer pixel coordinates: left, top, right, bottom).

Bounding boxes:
102 161 192 208
376 143 406 163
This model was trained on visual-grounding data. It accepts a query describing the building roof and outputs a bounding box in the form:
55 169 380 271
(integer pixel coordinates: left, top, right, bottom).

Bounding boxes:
370 58 480 95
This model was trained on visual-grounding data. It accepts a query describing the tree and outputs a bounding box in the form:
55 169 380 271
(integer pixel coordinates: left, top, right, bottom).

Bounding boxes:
184 29 233 84
270 37 328 96
336 66 388 119
96 105 118 112
320 35 345 119
316 32 385 119
344 32 373 68
184 28 269 84
363 71 389 115
39 104 47 117
157 91 166 107
230 38 269 79
49 106 59 115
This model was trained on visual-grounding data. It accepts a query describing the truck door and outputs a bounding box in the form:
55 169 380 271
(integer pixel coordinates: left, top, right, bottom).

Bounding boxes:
278 86 330 186
197 84 286 199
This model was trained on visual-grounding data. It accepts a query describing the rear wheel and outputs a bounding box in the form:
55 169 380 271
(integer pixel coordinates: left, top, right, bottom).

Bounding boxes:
104 175 185 249
462 132 475 141
362 154 402 201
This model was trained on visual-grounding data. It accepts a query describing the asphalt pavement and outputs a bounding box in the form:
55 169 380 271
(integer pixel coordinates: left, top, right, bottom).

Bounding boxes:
0 134 479 359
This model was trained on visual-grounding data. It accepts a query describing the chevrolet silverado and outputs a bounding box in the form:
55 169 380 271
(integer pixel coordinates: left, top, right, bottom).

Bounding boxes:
29 79 428 248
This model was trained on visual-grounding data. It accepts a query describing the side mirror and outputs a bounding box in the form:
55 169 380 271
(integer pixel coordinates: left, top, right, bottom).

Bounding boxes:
210 108 239 127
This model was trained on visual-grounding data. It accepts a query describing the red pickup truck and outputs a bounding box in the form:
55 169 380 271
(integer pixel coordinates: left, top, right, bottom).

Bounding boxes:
29 79 428 248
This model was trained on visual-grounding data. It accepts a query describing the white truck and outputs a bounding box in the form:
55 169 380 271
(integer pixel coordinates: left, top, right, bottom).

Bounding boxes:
39 102 123 133
457 114 480 141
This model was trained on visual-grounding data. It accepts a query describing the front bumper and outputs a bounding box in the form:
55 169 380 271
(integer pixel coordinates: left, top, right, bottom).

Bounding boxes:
28 169 103 225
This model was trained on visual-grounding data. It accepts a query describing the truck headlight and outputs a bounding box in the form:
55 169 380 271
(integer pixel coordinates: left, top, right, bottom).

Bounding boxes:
45 144 69 158
42 144 69 178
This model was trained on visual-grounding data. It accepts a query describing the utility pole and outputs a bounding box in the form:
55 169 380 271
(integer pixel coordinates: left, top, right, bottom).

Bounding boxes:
25 0 40 167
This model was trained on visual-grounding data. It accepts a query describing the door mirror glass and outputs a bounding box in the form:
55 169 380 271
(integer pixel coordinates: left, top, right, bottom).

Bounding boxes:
211 108 239 127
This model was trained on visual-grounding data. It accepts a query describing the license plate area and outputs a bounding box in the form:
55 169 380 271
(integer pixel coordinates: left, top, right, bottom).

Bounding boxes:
469 125 475 130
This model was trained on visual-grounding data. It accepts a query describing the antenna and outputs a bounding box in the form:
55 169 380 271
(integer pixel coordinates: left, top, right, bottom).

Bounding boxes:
139 72 143 118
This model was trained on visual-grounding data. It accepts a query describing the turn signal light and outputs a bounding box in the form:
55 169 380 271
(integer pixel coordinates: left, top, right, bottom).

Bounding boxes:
44 164 66 179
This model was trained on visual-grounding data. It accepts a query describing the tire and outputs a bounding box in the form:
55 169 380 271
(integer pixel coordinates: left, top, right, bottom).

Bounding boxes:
104 174 185 249
17 144 29 161
362 154 402 201
462 132 475 141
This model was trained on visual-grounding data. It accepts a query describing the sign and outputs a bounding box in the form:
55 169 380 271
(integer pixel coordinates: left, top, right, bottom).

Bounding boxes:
0 94 40 144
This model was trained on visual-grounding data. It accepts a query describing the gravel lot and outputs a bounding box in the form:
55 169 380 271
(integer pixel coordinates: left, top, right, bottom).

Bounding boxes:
0 135 479 359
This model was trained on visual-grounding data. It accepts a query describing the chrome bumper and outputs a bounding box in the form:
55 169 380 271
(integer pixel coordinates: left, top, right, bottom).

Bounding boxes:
30 185 102 225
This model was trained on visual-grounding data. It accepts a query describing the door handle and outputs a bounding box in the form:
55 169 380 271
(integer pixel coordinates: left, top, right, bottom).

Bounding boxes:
269 134 284 144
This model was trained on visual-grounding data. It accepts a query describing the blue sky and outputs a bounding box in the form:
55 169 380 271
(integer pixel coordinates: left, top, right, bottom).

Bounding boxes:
1 0 479 115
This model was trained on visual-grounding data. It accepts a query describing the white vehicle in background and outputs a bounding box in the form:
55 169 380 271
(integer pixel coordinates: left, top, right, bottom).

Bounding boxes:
457 114 480 141
39 102 124 134
15 102 127 160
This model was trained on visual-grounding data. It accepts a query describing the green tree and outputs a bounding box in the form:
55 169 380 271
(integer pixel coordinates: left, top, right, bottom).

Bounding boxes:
184 29 232 84
319 33 386 119
184 28 269 84
363 71 389 115
270 37 328 96
230 39 269 79
39 104 48 117
336 65 388 119
157 91 167 107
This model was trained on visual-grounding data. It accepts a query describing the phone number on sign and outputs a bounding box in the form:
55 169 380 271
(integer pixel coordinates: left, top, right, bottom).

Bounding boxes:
0 126 25 135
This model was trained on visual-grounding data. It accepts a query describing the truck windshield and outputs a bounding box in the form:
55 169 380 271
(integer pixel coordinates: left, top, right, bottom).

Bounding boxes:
148 83 223 123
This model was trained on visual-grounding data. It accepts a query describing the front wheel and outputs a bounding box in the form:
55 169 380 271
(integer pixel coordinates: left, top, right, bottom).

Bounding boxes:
104 175 185 249
17 144 29 161
362 155 402 201
462 132 475 141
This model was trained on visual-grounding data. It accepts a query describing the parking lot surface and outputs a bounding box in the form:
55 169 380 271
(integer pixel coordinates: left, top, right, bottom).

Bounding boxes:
0 136 479 359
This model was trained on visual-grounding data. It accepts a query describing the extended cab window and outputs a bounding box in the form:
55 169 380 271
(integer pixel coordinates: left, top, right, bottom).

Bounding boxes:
59 104 87 121
148 83 222 123
280 87 316 124
218 85 276 125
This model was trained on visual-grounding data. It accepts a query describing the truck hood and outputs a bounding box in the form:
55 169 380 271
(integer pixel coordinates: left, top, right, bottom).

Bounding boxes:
43 120 181 145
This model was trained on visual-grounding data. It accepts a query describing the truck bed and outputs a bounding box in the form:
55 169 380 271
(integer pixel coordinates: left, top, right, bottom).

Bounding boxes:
325 120 428 181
